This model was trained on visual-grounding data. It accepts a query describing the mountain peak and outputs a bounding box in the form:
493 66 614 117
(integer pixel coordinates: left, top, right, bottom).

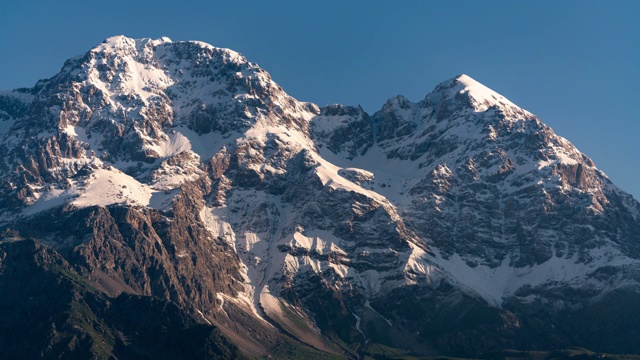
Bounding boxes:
101 35 173 45
102 35 173 45
451 74 510 103
420 73 533 120
90 36 247 65
77 35 262 102
94 35 172 54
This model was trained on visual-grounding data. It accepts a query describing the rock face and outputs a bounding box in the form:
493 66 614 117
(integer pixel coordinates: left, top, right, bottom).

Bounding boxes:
1 36 640 358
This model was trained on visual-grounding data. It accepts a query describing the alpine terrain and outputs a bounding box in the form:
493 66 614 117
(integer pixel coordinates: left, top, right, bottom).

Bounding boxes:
1 36 639 359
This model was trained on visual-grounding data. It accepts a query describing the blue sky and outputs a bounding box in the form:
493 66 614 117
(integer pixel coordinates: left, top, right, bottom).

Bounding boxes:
1 0 639 198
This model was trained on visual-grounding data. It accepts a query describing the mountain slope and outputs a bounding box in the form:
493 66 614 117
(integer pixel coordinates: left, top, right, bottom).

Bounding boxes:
315 74 640 305
1 36 639 358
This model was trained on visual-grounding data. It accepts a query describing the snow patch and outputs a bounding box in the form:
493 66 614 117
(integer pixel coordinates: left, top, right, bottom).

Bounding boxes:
452 74 526 113
73 168 154 208
429 246 640 306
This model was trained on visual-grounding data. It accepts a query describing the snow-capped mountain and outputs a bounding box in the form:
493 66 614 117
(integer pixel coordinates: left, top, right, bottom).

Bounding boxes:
1 36 639 359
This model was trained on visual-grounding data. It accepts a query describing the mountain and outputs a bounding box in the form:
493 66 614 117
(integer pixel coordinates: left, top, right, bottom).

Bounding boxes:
1 36 640 359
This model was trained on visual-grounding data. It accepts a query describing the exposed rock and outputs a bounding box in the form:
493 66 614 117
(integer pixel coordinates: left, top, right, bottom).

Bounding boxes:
0 37 639 359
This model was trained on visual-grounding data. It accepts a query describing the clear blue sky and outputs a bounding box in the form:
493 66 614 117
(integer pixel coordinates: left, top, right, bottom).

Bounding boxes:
1 1 639 199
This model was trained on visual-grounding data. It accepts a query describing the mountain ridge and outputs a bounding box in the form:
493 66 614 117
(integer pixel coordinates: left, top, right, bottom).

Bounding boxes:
1 35 640 358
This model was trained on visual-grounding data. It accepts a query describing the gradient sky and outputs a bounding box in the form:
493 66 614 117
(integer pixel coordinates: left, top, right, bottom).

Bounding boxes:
1 1 639 198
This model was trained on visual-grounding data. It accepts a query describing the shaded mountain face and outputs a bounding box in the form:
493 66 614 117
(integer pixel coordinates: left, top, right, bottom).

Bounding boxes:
1 36 640 358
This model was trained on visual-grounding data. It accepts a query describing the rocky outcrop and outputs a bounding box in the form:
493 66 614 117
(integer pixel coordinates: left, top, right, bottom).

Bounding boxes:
0 239 240 360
